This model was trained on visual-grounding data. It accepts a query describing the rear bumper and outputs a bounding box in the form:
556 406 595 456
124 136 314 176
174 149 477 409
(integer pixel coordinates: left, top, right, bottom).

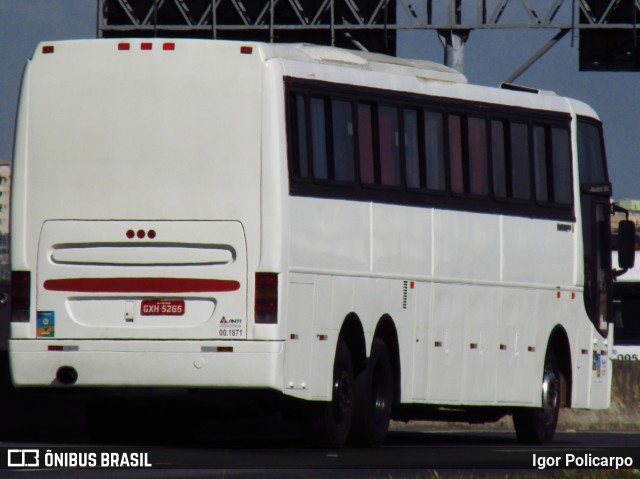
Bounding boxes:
10 339 284 389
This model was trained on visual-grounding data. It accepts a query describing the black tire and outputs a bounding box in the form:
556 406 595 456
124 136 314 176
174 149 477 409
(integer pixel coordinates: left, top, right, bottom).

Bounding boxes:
351 338 394 448
513 349 560 445
312 338 355 448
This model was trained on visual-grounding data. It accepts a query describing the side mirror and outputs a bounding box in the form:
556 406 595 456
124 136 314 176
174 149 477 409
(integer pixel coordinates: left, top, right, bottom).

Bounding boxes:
618 219 636 271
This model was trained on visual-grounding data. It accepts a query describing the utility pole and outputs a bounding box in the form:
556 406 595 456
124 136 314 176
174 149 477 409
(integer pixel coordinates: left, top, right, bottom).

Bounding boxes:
437 0 470 72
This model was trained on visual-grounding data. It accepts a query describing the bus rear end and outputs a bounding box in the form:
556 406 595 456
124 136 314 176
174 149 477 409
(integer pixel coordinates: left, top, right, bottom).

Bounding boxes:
10 39 282 390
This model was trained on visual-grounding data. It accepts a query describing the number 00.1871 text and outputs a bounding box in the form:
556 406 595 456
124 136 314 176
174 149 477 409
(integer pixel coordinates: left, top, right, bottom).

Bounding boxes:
219 328 243 337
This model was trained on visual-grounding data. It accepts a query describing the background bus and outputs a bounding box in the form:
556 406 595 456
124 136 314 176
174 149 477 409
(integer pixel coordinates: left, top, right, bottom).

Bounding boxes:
613 250 640 360
611 203 640 360
9 39 626 447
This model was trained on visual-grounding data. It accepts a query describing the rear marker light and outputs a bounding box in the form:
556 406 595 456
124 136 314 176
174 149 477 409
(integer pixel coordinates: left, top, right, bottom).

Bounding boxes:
201 346 234 353
42 46 55 54
240 46 253 55
48 345 79 352
127 229 155 239
118 43 130 51
254 273 278 324
141 43 153 51
163 43 175 51
11 271 31 323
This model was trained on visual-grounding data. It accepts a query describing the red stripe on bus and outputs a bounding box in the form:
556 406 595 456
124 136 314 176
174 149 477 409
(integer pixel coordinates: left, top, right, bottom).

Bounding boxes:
43 278 240 293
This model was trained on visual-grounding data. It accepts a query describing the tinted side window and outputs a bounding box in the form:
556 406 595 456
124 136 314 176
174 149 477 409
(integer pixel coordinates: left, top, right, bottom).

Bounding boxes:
533 125 550 203
286 79 575 221
292 93 309 178
468 116 488 196
577 121 607 185
404 108 420 189
358 103 376 185
448 114 464 194
510 121 531 200
379 105 401 186
552 127 572 204
310 96 329 180
425 110 446 191
491 119 507 199
332 99 355 182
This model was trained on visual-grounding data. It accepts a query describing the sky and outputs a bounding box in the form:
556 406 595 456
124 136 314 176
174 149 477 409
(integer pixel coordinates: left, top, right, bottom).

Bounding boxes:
1 1 640 199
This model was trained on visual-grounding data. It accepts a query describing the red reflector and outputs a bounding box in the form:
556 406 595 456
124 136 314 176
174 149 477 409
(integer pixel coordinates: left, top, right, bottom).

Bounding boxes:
240 46 253 55
217 347 233 353
42 45 55 54
148 230 156 239
126 229 135 239
118 43 130 51
163 43 175 51
141 43 153 51
43 277 241 293
48 346 64 352
137 229 146 239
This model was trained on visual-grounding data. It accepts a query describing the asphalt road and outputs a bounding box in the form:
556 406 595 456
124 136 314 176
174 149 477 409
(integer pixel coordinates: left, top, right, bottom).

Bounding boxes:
1 419 639 478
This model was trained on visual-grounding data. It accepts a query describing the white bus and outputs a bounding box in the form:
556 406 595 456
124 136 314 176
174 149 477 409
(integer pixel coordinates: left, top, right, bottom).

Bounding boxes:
9 39 628 447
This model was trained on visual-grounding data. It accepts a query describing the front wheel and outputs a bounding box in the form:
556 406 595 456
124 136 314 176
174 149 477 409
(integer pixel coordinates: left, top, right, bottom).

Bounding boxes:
513 350 560 445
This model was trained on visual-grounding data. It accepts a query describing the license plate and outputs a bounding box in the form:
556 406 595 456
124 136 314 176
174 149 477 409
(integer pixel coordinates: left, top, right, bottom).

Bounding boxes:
140 300 185 316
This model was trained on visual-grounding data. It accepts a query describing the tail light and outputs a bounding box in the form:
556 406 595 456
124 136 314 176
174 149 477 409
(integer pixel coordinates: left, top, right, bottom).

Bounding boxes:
11 271 31 323
254 273 278 324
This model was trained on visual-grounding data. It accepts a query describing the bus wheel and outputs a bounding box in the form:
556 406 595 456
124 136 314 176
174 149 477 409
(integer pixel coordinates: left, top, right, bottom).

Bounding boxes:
513 350 560 445
313 337 354 448
351 338 393 447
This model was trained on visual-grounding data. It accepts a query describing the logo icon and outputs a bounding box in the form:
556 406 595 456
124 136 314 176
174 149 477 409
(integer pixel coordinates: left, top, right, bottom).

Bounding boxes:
8 449 40 467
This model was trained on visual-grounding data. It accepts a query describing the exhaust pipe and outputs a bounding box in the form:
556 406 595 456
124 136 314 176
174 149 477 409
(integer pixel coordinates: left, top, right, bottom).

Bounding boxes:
56 366 78 385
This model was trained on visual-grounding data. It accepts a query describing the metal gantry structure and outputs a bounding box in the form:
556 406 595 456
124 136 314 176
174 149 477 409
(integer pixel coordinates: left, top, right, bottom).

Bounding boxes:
97 0 640 76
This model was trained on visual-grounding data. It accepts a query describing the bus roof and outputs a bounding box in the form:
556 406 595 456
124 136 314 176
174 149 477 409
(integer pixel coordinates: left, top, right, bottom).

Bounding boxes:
29 38 599 119
263 43 469 84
